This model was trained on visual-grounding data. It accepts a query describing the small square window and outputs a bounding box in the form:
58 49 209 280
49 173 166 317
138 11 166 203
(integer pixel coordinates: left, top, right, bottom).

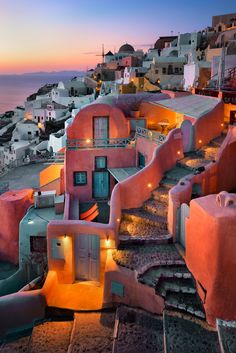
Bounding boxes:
95 156 107 170
74 171 87 186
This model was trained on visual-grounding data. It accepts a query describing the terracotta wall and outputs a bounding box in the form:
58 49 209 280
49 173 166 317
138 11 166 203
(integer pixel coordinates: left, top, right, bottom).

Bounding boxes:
65 147 136 200
168 125 236 237
185 195 236 325
0 189 33 264
193 101 224 150
118 129 184 209
140 102 178 130
67 103 129 140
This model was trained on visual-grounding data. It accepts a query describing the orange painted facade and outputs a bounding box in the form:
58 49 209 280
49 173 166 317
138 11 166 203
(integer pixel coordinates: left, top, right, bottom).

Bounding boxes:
0 189 33 264
186 195 236 325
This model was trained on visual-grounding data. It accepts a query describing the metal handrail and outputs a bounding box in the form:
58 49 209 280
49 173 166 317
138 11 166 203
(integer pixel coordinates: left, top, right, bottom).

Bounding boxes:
135 126 166 144
67 137 135 150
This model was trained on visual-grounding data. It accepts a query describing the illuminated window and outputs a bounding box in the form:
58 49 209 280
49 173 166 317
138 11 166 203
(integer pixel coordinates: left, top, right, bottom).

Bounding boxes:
74 171 87 186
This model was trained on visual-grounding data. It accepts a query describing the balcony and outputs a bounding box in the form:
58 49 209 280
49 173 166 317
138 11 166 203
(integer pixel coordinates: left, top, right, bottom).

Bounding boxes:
67 137 135 150
66 127 166 150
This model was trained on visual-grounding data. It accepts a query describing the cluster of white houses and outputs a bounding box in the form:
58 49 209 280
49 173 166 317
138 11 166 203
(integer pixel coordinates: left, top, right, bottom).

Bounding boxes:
0 12 235 172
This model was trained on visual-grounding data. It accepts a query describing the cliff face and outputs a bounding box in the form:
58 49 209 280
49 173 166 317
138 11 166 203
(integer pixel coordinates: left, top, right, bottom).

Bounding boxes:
0 189 34 264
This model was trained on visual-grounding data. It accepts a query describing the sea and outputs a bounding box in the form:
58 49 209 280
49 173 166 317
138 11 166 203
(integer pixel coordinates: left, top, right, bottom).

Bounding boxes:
0 72 84 114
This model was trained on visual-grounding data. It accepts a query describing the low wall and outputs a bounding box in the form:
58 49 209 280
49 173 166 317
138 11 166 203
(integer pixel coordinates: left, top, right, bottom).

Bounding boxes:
168 125 236 237
0 290 46 339
103 251 165 314
193 101 224 150
118 129 184 209
0 267 28 297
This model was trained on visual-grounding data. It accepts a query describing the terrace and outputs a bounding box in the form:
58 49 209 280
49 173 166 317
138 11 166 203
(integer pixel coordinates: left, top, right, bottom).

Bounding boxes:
66 127 166 150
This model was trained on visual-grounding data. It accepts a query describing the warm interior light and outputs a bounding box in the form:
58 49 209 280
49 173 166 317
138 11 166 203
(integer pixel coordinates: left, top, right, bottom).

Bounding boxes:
148 183 152 188
38 123 42 129
105 235 110 246
199 139 202 144
86 139 91 143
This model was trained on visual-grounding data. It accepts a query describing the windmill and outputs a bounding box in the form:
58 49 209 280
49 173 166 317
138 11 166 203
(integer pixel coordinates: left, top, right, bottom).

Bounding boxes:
96 44 105 63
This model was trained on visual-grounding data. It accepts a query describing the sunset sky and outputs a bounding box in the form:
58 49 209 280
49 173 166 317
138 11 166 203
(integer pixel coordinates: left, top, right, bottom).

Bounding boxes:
1 0 235 74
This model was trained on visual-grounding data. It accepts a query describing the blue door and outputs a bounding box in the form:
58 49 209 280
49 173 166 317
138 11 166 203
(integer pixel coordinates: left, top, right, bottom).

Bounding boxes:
93 171 109 199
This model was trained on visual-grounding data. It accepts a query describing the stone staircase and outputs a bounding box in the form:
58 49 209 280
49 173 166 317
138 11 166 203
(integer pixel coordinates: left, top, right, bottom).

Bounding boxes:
113 133 227 331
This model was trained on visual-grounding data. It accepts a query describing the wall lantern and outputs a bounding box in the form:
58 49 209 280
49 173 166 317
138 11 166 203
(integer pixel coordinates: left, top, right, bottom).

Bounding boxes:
28 218 33 224
198 139 202 144
86 139 91 143
105 235 110 246
147 183 152 188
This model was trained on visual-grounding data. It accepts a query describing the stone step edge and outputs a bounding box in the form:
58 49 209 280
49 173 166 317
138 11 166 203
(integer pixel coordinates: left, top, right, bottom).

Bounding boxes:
122 212 167 226
165 299 206 320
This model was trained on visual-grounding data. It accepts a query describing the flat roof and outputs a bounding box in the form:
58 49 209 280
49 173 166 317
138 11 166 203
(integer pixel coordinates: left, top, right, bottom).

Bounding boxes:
150 95 221 119
108 167 140 182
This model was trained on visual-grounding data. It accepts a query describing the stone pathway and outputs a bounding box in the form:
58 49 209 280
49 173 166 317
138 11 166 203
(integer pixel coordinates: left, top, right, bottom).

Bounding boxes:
114 306 163 353
163 310 220 353
68 311 115 353
30 321 73 353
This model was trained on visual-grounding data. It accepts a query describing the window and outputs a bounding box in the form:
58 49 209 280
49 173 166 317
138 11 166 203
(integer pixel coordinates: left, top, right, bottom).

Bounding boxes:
28 131 32 135
155 69 159 74
30 236 47 253
162 67 166 74
74 171 87 186
95 156 107 170
175 67 179 74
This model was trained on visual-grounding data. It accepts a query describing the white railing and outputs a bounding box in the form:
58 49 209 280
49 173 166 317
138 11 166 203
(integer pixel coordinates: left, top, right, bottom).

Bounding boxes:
135 127 166 144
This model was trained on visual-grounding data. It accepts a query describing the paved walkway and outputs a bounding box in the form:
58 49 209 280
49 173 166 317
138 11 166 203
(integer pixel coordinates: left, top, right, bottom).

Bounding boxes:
68 311 115 353
0 163 48 190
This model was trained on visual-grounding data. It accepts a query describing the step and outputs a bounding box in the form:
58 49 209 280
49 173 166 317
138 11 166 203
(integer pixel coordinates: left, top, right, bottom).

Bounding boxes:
165 291 206 319
177 154 210 171
143 198 168 217
113 244 185 274
163 310 221 353
138 265 192 288
199 145 219 160
217 319 236 353
152 187 169 204
163 166 191 182
156 277 196 298
159 178 177 190
114 306 163 353
119 233 172 246
68 311 115 353
122 209 167 229
210 134 226 148
119 219 168 239
30 320 73 353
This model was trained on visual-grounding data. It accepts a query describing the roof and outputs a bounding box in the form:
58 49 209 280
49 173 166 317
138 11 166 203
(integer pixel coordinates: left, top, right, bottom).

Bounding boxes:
154 36 178 50
118 43 135 53
150 95 221 119
105 51 114 56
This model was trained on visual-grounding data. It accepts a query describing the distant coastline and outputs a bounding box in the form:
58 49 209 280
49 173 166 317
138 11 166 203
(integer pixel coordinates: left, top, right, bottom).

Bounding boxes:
0 71 85 114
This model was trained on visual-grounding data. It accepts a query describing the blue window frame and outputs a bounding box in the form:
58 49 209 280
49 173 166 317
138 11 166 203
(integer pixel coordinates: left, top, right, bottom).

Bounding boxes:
74 171 87 186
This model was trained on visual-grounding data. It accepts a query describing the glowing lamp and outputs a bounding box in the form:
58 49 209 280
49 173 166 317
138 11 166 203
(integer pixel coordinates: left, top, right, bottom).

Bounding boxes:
86 139 91 143
147 183 152 188
198 139 202 144
220 123 224 127
177 151 181 155
117 218 120 223
28 218 33 224
105 235 110 247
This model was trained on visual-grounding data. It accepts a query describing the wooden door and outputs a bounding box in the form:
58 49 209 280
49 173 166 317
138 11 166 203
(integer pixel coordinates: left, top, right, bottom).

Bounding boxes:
75 235 100 281
93 117 109 144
